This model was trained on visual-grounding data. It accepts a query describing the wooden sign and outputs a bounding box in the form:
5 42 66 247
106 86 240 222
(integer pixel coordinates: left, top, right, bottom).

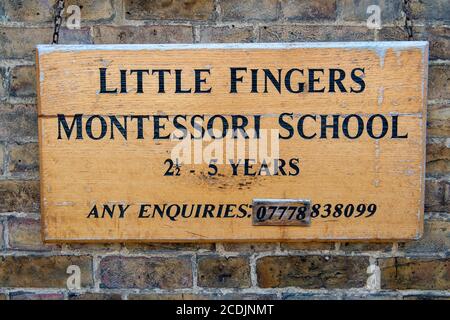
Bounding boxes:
36 42 428 242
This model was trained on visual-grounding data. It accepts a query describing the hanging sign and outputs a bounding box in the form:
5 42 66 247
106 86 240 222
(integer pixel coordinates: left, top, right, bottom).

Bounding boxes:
36 42 428 242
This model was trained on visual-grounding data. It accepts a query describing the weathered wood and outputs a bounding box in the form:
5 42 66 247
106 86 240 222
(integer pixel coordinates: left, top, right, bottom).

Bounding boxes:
36 42 428 242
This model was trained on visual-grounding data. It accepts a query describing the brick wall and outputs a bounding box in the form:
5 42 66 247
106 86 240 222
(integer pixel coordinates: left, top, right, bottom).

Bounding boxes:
0 0 448 300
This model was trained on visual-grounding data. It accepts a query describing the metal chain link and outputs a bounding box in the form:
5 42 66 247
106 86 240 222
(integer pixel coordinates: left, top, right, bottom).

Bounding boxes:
52 0 65 44
403 0 414 40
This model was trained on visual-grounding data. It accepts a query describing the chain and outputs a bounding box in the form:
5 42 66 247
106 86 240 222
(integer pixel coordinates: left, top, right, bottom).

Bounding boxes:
52 0 65 44
403 0 414 40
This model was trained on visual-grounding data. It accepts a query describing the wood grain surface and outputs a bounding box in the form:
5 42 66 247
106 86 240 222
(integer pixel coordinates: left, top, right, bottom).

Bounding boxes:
36 42 428 242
